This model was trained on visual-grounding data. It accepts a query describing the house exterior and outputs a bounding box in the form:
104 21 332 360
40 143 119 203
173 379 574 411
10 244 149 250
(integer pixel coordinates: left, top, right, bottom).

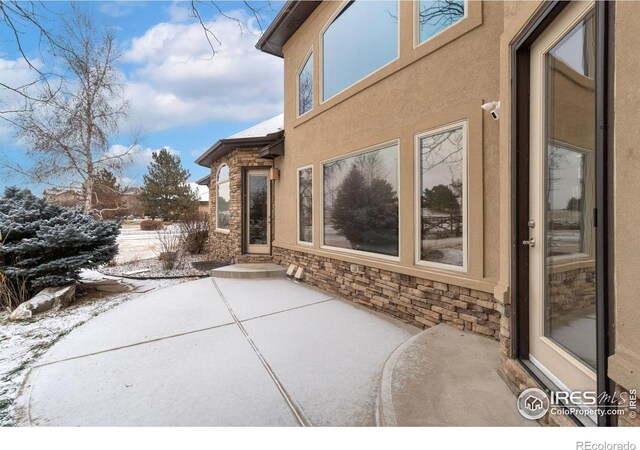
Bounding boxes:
197 0 639 426
43 189 84 208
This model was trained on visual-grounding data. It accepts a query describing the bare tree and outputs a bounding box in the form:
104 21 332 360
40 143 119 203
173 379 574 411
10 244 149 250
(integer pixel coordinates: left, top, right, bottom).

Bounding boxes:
418 0 465 30
189 1 276 56
1 7 136 213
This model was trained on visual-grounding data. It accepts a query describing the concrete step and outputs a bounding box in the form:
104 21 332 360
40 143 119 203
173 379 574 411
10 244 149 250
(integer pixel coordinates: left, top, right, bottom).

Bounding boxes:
377 324 538 426
210 263 286 279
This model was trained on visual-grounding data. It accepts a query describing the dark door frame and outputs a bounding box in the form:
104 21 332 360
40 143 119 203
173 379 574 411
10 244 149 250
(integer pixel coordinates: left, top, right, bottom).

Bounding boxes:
510 0 615 427
241 166 274 256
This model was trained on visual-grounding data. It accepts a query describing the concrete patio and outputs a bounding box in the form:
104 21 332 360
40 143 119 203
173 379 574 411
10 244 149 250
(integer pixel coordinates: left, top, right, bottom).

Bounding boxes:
14 276 417 426
14 273 531 427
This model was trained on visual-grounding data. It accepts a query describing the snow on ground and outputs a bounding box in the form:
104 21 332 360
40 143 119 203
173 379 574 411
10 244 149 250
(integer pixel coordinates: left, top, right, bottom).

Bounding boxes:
0 275 185 427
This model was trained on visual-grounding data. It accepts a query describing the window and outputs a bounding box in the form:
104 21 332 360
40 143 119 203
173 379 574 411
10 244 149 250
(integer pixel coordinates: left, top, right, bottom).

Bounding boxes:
417 0 465 44
417 122 467 270
298 52 313 116
297 166 313 243
322 0 398 101
216 164 230 231
323 142 399 258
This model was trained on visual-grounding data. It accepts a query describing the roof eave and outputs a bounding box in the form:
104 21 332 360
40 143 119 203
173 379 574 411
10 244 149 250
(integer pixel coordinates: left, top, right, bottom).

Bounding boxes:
195 133 284 168
256 1 321 58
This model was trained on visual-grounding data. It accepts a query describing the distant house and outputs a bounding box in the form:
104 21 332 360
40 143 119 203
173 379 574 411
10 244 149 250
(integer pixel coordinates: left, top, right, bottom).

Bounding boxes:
194 178 211 215
43 189 83 208
121 187 143 218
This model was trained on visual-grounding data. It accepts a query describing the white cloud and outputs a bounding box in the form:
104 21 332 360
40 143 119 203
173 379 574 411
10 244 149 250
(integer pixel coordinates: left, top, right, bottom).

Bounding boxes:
188 182 209 202
106 144 181 169
166 2 192 23
121 11 283 133
99 2 139 18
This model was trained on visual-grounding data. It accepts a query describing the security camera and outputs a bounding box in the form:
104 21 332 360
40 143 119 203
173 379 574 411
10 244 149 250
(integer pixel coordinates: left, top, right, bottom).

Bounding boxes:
481 101 500 120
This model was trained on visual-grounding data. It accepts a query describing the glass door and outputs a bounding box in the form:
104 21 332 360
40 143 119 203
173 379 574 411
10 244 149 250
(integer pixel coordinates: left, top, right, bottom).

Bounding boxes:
527 1 597 397
245 170 271 254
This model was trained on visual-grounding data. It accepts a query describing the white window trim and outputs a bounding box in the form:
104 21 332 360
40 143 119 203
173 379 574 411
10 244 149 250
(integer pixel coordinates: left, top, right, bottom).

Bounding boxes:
215 164 230 233
413 0 468 49
414 120 468 273
320 139 401 262
297 48 314 118
319 0 400 104
296 164 314 246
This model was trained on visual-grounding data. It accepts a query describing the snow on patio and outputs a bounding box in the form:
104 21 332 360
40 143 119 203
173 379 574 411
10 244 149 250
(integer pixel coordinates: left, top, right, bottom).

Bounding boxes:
0 271 185 426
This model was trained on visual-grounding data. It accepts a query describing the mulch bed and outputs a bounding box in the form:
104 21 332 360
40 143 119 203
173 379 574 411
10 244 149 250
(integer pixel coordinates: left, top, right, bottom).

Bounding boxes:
99 255 226 279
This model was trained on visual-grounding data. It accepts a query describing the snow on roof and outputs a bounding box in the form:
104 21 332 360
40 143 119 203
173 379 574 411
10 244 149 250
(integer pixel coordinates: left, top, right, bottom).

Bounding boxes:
227 113 284 140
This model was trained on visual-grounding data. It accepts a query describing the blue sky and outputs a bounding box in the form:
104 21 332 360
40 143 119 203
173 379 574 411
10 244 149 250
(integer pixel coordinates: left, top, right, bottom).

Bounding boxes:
0 1 284 194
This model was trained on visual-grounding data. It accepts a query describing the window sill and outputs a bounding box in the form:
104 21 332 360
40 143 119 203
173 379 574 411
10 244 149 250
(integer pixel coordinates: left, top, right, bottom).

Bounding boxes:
214 228 230 235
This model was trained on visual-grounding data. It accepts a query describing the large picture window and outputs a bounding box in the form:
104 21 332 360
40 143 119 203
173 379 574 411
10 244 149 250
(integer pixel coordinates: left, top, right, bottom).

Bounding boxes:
417 122 467 269
323 143 399 257
417 0 465 44
322 0 398 101
216 164 230 231
297 166 313 243
298 52 313 116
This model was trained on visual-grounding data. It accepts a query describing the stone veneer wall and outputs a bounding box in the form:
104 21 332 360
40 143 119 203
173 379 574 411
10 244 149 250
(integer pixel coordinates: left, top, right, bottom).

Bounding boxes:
208 148 274 263
272 246 502 339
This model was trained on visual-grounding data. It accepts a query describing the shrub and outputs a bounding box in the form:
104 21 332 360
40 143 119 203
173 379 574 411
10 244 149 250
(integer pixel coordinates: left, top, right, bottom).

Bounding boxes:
140 220 164 231
156 229 183 271
179 213 209 254
0 187 119 309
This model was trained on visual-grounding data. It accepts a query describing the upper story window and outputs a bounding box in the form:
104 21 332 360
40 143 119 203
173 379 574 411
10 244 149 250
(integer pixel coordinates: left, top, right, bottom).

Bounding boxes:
417 0 465 44
216 164 230 231
322 0 398 101
298 52 313 116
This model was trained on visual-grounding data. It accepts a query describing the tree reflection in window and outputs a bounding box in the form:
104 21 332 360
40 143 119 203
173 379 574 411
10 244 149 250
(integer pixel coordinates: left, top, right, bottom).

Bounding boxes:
418 0 465 43
298 167 313 243
419 124 465 267
323 144 399 257
298 53 313 116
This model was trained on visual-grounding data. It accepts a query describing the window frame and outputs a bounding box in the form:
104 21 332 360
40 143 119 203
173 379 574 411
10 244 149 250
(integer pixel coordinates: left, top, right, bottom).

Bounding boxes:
414 120 468 273
320 139 401 262
413 0 469 48
319 0 400 104
297 48 314 118
296 164 314 246
215 163 231 234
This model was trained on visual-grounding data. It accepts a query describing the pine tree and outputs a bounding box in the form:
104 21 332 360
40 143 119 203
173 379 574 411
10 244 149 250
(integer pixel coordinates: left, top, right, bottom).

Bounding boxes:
0 188 120 302
138 148 198 221
91 169 124 219
423 184 460 215
331 166 398 250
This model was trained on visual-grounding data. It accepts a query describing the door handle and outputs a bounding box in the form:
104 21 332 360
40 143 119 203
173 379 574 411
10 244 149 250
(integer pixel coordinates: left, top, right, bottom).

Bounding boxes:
522 238 536 247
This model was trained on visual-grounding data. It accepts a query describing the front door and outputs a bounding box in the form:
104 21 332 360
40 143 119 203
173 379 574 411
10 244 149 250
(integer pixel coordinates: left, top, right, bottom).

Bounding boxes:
527 1 597 398
245 169 271 254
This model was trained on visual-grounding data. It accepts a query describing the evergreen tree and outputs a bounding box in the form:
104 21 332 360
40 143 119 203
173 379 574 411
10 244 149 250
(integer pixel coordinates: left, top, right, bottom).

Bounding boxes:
422 184 460 215
91 169 124 219
331 166 398 250
0 187 120 301
138 148 198 221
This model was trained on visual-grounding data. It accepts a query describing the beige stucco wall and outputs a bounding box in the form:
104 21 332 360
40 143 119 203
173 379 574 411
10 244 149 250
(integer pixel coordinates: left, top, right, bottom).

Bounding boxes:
608 0 640 393
274 0 503 293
